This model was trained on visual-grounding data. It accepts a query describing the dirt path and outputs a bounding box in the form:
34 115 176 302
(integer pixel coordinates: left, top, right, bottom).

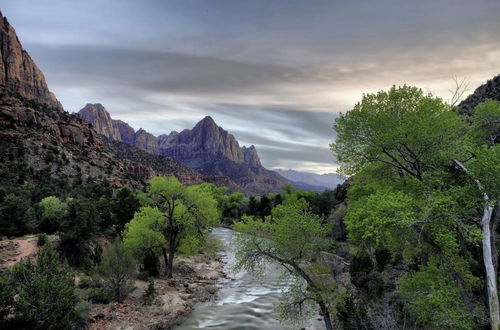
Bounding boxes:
0 235 38 268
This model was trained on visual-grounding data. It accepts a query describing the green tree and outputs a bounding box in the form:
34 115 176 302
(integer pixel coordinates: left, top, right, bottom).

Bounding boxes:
97 240 136 302
471 99 500 146
10 245 79 329
234 197 334 330
331 85 470 179
38 196 67 233
124 177 218 278
112 186 140 235
331 86 493 328
60 197 101 266
0 192 35 236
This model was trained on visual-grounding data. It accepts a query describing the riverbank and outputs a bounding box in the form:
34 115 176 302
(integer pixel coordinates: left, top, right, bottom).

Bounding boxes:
88 253 226 330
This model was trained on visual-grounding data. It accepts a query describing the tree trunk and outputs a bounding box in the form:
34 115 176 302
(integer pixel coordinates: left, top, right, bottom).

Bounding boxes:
162 248 169 276
318 301 333 330
167 233 176 278
482 203 500 330
453 159 499 330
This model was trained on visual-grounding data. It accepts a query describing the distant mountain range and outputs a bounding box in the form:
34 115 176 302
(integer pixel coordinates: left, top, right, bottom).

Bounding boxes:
78 104 290 194
274 169 346 192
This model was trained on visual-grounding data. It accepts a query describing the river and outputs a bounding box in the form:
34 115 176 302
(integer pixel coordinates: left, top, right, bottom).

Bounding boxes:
174 227 327 330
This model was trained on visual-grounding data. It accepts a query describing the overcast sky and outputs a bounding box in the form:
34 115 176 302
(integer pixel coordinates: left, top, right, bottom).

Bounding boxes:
2 1 500 173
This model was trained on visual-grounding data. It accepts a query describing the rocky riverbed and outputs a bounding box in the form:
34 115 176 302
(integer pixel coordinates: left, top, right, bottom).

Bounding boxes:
89 254 226 330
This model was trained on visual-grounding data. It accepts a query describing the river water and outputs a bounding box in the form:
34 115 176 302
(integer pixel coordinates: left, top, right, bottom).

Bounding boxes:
175 227 326 330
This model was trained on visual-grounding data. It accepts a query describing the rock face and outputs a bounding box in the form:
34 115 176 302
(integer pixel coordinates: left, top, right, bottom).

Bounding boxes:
77 104 160 154
78 104 121 140
241 145 261 167
114 119 135 145
459 74 500 116
134 128 159 154
160 116 247 164
0 11 62 110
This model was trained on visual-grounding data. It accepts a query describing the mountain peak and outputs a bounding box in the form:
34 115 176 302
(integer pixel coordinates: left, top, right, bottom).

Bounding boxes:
195 115 218 129
78 103 121 140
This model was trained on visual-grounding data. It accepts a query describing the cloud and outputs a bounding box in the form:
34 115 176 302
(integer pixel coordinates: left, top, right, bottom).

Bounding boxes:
1 0 500 174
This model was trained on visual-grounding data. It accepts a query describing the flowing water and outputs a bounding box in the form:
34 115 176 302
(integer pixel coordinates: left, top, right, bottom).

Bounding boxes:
175 227 327 330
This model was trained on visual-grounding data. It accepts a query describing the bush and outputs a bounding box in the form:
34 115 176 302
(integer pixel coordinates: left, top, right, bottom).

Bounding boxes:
97 240 136 302
37 233 48 247
10 245 79 330
0 273 15 320
86 288 113 304
142 278 157 305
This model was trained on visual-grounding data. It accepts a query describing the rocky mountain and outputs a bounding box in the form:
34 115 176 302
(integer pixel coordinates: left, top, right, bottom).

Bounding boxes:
78 104 121 140
275 169 345 191
0 11 62 111
0 12 203 190
159 116 258 166
78 105 288 194
459 74 500 116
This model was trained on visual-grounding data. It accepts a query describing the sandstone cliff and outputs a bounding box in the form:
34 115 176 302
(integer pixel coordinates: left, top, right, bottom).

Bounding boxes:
0 11 62 110
78 103 121 140
0 12 204 190
159 116 245 163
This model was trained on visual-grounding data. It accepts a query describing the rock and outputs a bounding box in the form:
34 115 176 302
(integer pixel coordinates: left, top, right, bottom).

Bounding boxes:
78 104 122 140
0 11 63 110
241 145 262 167
206 285 217 294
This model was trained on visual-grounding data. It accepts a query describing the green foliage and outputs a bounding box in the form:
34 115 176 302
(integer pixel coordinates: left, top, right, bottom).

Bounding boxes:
0 272 15 320
142 278 157 305
331 85 470 177
96 240 136 302
345 189 416 255
37 233 49 247
467 144 500 201
86 288 113 304
0 191 36 237
124 206 166 254
38 196 67 233
398 257 480 330
332 85 492 329
234 198 334 327
112 186 140 235
60 197 101 266
124 177 219 277
471 99 500 146
10 245 79 329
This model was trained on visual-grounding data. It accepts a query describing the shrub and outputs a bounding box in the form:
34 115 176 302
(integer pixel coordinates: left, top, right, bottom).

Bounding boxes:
97 240 136 302
10 245 79 329
142 278 157 305
37 233 48 247
86 288 113 304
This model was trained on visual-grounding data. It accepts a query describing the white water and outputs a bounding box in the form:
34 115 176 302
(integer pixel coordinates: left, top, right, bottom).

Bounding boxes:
175 227 326 330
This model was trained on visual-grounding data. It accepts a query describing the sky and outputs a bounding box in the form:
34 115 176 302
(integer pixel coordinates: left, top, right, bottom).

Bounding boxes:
2 0 500 174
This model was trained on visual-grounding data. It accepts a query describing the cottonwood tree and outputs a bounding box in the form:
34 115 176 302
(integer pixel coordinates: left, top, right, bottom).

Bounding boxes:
332 86 498 329
234 197 335 330
124 177 218 278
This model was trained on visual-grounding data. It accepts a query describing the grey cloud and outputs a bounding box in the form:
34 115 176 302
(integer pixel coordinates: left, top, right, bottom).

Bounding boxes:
2 0 500 174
